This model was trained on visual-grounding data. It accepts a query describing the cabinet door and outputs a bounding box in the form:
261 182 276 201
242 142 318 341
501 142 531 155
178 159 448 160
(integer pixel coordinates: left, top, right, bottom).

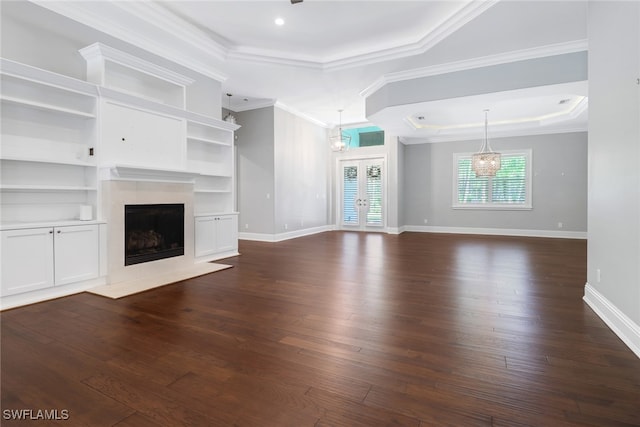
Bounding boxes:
194 216 217 257
53 225 99 286
215 215 238 253
1 228 54 296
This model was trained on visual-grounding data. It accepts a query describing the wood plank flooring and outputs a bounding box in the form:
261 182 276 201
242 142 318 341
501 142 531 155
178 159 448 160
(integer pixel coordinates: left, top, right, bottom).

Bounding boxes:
2 231 639 426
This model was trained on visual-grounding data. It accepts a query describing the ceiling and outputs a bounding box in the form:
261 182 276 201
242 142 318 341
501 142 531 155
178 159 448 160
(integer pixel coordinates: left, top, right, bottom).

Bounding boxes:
29 0 589 142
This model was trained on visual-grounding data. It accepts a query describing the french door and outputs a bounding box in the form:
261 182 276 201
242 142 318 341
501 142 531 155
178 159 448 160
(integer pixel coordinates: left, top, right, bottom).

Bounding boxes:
339 158 385 231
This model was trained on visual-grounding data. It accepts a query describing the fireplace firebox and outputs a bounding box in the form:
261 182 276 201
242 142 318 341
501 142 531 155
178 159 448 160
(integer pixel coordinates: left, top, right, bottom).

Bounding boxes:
124 204 185 266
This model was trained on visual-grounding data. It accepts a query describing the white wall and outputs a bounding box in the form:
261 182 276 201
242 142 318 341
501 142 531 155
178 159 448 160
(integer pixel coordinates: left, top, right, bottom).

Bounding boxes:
402 132 588 235
584 1 640 356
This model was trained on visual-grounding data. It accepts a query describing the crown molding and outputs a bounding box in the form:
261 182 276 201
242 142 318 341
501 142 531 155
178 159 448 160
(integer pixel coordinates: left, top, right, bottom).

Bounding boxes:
323 0 499 72
405 124 588 144
31 0 498 75
230 98 277 113
360 39 589 98
274 102 330 128
79 43 195 87
226 0 498 72
31 0 228 82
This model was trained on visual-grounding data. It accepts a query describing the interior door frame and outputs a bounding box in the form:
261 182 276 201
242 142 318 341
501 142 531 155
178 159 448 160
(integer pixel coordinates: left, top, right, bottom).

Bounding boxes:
335 154 387 232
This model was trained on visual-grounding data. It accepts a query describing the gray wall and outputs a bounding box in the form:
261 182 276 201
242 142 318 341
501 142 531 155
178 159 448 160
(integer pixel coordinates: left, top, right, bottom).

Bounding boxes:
1 1 222 118
403 132 588 232
236 107 276 234
587 1 640 325
367 52 588 118
236 106 329 237
274 107 329 233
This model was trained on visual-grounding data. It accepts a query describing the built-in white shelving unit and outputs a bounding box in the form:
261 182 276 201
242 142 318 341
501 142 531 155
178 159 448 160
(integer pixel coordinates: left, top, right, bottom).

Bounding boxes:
1 45 239 306
0 59 100 227
187 119 235 215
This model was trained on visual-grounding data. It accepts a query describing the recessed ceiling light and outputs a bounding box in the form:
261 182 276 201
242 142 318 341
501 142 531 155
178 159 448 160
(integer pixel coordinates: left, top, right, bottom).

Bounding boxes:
275 17 285 26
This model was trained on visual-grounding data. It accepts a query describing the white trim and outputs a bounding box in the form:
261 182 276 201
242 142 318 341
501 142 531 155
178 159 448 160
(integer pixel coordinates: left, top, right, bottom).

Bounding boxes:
34 0 495 75
1 277 106 311
274 102 329 128
386 226 406 235
402 225 587 239
99 164 199 183
422 125 589 144
79 43 195 87
360 40 588 98
239 225 332 243
583 283 640 359
33 1 228 82
231 98 277 113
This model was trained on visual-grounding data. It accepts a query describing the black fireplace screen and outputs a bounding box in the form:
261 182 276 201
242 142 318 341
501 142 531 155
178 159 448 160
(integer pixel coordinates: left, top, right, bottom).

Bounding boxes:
124 204 184 266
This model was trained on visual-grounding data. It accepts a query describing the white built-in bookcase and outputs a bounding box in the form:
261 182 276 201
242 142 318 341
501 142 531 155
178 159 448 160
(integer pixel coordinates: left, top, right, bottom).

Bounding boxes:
0 59 100 225
0 43 239 305
0 44 239 228
79 42 238 217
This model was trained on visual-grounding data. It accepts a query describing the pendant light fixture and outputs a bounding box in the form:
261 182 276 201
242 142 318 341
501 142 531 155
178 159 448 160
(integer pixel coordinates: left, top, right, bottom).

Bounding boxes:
330 109 351 152
223 93 237 124
472 109 501 177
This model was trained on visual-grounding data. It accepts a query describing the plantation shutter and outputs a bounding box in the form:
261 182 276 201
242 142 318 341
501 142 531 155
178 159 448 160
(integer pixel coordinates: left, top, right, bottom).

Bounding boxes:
343 166 359 224
457 158 489 204
491 156 527 204
455 151 531 208
366 164 383 226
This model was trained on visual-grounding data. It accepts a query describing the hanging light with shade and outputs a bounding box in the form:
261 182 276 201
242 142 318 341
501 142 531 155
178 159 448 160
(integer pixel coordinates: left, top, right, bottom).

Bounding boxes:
472 109 501 177
330 109 351 152
223 93 237 124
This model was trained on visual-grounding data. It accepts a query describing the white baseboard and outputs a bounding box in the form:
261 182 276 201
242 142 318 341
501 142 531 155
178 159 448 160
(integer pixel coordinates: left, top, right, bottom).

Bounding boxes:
239 225 332 242
1 277 107 311
583 282 640 359
386 226 407 235
402 225 587 239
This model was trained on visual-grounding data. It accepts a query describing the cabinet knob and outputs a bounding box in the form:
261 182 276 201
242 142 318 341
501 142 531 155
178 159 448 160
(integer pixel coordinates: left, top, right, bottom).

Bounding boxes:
49 230 54 234
57 230 62 234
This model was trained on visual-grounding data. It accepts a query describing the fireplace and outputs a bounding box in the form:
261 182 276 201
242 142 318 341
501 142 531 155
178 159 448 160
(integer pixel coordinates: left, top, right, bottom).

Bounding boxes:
124 203 185 266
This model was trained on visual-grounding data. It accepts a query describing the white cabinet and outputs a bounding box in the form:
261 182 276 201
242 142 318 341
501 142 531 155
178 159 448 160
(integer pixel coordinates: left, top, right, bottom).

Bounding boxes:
194 214 238 261
0 59 99 225
53 224 100 286
1 224 99 297
0 228 54 295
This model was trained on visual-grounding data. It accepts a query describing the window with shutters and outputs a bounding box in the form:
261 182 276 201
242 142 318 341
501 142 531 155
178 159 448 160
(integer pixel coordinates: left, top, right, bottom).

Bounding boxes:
453 150 532 209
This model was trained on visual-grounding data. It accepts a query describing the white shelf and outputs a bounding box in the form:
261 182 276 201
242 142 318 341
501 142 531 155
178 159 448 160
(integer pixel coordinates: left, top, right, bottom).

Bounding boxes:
0 219 105 231
0 156 95 167
194 212 238 218
187 136 230 146
0 185 97 192
1 95 96 118
196 172 232 178
194 189 231 194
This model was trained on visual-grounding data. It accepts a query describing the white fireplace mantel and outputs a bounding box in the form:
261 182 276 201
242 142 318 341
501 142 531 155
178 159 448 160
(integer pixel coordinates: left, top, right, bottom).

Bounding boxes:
100 164 199 184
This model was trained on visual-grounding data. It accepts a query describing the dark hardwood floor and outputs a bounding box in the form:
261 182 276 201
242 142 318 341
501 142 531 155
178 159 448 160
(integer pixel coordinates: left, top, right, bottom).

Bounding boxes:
2 231 639 426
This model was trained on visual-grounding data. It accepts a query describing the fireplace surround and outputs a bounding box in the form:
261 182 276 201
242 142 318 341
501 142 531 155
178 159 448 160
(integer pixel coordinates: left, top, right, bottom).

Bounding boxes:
102 179 195 284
